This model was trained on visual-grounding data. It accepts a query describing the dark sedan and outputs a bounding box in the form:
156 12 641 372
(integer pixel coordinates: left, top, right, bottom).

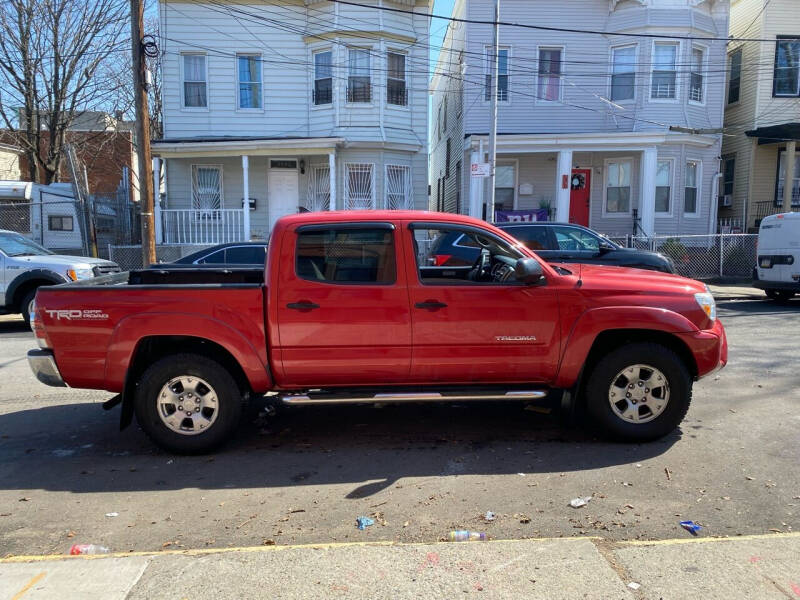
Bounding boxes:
157 242 268 268
428 223 675 274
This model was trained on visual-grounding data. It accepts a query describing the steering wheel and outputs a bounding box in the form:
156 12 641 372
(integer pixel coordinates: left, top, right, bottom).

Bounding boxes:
469 249 491 281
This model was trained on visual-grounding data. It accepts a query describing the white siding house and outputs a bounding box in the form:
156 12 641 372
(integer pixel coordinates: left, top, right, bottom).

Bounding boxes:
430 0 730 237
153 0 430 243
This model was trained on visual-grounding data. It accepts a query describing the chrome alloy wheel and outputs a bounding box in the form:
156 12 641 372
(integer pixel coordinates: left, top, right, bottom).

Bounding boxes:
156 376 218 435
608 364 670 424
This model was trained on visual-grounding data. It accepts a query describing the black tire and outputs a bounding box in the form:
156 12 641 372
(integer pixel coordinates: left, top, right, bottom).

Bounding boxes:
585 342 692 442
20 289 37 326
765 289 794 302
134 353 243 454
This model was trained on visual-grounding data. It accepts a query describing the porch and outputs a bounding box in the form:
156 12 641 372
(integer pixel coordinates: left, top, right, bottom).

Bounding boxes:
464 131 720 237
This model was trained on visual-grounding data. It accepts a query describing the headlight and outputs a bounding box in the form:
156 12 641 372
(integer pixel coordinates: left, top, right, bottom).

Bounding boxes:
694 288 716 322
66 268 94 281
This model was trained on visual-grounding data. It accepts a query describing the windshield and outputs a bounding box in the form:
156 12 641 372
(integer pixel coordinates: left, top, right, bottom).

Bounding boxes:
0 232 53 257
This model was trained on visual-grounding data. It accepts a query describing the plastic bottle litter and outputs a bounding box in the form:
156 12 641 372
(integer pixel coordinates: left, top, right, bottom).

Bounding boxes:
448 530 487 542
680 520 702 535
356 516 375 530
628 582 641 590
569 496 592 508
105 512 119 518
69 544 110 555
484 511 496 522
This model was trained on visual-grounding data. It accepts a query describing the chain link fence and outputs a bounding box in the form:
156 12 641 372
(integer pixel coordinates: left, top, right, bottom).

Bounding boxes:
608 233 758 280
108 244 214 271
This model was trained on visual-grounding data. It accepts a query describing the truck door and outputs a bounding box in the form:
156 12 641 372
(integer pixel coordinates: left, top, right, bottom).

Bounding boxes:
275 222 412 386
406 223 561 384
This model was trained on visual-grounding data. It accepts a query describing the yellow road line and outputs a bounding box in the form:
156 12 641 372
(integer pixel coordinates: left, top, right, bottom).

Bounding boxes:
2 531 797 564
11 572 46 600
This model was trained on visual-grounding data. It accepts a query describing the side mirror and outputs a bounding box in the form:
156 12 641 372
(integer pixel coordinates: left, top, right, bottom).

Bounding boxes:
515 257 545 284
598 240 615 254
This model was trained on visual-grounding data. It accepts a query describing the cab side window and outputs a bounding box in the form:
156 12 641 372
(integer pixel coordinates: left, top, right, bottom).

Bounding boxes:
500 226 551 251
196 249 225 264
296 227 396 284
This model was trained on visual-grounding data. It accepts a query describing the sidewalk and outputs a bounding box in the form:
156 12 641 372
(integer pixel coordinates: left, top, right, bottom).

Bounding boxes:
707 283 763 301
2 533 799 599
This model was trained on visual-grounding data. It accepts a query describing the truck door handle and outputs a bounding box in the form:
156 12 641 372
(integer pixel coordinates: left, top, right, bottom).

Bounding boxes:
287 301 320 311
415 300 447 310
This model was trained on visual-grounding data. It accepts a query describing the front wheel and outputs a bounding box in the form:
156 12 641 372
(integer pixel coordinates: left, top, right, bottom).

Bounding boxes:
134 353 243 454
21 290 37 327
585 343 691 442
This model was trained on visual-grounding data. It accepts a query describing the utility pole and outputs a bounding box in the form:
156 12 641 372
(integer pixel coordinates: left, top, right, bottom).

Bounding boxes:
486 0 500 223
130 0 156 266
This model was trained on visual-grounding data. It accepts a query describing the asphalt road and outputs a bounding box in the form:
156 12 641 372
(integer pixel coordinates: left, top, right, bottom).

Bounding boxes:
0 297 798 557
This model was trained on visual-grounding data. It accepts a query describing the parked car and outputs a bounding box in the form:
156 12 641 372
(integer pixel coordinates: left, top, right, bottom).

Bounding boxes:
753 212 799 302
28 211 726 454
428 222 675 273
158 242 268 268
0 229 119 325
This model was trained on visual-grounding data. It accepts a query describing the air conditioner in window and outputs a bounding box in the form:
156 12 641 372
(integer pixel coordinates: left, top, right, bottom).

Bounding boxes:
721 194 732 207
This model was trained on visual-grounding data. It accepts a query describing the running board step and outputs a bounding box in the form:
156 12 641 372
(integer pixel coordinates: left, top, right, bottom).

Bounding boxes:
281 390 548 406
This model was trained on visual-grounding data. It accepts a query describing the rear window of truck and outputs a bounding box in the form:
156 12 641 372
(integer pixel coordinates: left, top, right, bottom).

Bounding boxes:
295 227 396 284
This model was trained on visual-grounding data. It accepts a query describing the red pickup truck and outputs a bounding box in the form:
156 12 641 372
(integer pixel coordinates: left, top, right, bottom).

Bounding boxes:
28 211 727 453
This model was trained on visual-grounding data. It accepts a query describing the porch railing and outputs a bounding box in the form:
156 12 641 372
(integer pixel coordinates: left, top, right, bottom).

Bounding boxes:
161 208 246 245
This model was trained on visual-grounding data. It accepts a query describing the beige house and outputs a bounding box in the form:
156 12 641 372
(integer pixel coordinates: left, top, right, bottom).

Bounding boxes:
0 143 22 180
721 0 800 232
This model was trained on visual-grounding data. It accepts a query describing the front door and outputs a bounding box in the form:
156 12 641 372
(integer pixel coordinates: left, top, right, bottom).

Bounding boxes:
406 223 561 384
569 169 591 226
268 169 299 232
274 222 412 387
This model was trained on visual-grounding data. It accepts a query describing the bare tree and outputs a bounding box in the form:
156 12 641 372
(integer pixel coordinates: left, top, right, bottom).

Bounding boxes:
0 0 128 183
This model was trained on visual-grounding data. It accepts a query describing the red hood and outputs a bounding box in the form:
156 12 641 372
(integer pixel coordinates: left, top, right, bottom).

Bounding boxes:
568 263 707 295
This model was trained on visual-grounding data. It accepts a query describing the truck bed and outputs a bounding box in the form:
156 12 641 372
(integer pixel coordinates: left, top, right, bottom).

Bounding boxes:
61 267 266 287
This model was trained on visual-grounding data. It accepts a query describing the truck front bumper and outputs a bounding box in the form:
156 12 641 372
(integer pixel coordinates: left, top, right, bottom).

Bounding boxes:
677 319 728 380
27 349 67 387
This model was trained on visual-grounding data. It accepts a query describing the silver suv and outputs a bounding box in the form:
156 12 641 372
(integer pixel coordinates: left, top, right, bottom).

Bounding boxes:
0 229 120 324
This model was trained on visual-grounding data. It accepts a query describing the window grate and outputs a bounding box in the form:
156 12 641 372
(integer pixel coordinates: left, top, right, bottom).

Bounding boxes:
386 165 412 210
306 166 331 211
345 163 375 210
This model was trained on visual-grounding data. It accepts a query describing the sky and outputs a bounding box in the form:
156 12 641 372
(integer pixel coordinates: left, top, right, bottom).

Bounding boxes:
429 0 456 78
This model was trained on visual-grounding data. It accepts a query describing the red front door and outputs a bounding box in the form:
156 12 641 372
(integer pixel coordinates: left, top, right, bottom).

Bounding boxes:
569 169 591 226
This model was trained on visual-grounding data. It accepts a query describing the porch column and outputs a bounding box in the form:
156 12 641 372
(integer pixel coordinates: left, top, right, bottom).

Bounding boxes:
639 147 657 237
152 157 162 243
469 145 482 218
783 140 796 212
555 149 573 222
242 155 251 241
329 152 337 210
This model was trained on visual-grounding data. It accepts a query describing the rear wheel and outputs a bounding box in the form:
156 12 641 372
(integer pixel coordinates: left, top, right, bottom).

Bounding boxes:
134 353 243 454
586 342 691 442
765 289 794 302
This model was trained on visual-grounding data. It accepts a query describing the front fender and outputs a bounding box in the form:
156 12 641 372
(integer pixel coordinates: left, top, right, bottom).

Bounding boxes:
554 306 699 388
6 269 68 308
104 312 273 393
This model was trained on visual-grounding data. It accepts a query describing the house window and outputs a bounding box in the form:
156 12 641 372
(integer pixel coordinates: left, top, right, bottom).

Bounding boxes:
347 48 371 103
455 161 462 213
605 160 631 213
437 102 443 141
722 155 736 199
495 163 516 211
48 215 73 231
386 165 412 210
651 42 678 99
442 97 448 136
387 52 407 106
610 45 636 102
690 46 705 103
345 163 375 209
774 37 800 97
306 165 331 211
775 150 800 206
484 47 509 101
684 160 699 214
445 138 451 178
728 49 742 104
655 160 672 213
182 53 207 108
237 54 262 109
314 51 333 105
191 165 222 213
537 48 562 102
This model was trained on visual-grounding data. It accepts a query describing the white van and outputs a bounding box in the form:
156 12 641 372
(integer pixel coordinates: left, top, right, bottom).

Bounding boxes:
753 212 800 301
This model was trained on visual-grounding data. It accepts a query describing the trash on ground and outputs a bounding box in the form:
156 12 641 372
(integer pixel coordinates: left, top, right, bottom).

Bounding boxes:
69 544 110 555
105 512 119 518
665 467 672 481
517 473 526 477
628 582 641 590
518 514 531 524
356 516 374 530
680 520 702 535
448 530 486 542
484 510 496 522
569 496 592 508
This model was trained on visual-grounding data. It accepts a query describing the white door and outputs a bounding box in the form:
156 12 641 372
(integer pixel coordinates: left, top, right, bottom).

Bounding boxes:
268 170 299 232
